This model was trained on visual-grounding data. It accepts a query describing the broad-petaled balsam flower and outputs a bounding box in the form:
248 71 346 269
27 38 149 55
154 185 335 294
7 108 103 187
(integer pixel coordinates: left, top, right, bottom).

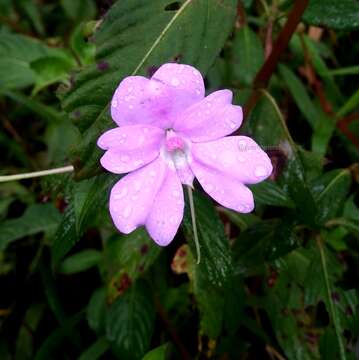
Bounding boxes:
97 63 272 246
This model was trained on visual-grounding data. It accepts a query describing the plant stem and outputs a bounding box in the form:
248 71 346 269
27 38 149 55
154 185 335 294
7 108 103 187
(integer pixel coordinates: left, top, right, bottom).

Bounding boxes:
0 165 74 183
187 186 201 265
242 0 309 119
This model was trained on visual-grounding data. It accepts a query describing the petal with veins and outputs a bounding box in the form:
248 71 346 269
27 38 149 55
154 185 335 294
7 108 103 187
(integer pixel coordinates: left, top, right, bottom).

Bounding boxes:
191 136 272 184
146 168 184 246
109 158 166 234
174 90 243 142
190 160 254 213
98 125 164 174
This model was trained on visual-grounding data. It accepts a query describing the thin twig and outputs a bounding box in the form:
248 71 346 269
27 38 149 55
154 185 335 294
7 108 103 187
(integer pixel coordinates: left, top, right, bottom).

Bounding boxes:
0 165 74 182
242 0 309 120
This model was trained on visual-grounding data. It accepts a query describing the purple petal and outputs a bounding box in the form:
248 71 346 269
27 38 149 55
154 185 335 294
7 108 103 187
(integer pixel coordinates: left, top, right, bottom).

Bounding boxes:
191 136 272 184
109 158 166 234
174 90 243 142
111 64 205 129
145 168 184 246
98 125 165 174
190 160 254 213
152 63 205 102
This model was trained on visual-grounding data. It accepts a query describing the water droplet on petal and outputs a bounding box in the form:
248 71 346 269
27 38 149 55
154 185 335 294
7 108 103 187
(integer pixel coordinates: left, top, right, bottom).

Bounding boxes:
131 195 139 201
254 165 267 177
122 205 132 218
134 159 144 167
114 187 128 199
120 155 130 162
206 183 214 191
134 180 142 192
171 77 180 86
172 190 180 198
129 105 134 109
170 216 177 224
150 170 156 177
112 99 118 107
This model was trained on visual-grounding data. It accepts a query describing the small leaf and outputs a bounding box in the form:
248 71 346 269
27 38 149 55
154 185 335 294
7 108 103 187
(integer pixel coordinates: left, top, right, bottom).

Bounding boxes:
304 0 359 31
250 180 295 208
59 249 102 274
142 343 169 360
87 288 107 335
0 203 61 251
106 282 155 360
231 25 264 86
311 169 351 224
78 337 109 360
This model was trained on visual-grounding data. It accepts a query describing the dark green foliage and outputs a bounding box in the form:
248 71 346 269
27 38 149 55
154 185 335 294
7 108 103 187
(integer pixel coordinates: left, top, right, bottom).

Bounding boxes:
0 1 358 359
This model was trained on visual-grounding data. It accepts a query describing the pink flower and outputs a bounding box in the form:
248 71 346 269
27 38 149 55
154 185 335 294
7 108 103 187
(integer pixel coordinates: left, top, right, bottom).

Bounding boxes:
97 63 272 246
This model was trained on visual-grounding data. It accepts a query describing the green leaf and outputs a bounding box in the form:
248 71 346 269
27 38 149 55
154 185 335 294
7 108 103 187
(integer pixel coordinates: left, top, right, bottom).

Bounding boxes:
70 23 96 66
278 64 317 128
250 180 295 208
104 228 161 300
304 0 359 31
59 249 102 274
231 25 264 86
61 0 236 179
233 220 298 274
337 90 359 117
0 203 61 251
106 282 155 360
321 65 359 77
311 169 351 224
183 191 233 287
61 0 97 22
256 90 318 226
0 33 73 90
34 311 84 360
30 55 75 94
77 337 109 360
316 238 347 360
0 89 64 123
142 343 169 360
52 174 116 265
87 288 107 335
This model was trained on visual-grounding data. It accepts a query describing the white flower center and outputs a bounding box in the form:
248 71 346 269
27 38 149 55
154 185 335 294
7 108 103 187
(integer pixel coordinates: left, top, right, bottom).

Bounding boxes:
161 130 194 186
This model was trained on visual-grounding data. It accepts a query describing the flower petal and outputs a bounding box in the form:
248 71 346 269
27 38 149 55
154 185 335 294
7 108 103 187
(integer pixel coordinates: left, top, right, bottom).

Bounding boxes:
152 63 205 102
191 136 272 184
145 168 184 246
174 90 243 142
190 160 254 213
111 64 204 129
109 158 166 234
98 125 164 174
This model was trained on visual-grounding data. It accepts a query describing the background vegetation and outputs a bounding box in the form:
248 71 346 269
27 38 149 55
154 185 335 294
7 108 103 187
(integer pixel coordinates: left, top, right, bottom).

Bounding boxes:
0 0 358 359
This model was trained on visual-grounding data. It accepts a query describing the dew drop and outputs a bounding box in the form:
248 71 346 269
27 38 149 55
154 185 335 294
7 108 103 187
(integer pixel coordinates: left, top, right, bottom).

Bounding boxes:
131 195 139 201
134 180 142 192
150 170 156 177
206 183 214 191
112 99 118 107
122 205 132 218
143 127 149 133
254 165 267 177
134 159 144 167
171 77 180 86
129 105 134 109
114 187 128 199
120 155 130 162
170 216 177 224
172 190 180 198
